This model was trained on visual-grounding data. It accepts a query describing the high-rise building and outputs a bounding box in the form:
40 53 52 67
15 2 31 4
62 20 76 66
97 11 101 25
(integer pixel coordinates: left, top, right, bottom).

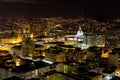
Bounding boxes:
21 23 34 58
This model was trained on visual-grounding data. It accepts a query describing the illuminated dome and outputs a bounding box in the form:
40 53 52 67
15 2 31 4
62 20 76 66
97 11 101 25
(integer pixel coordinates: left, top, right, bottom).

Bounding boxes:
75 27 84 38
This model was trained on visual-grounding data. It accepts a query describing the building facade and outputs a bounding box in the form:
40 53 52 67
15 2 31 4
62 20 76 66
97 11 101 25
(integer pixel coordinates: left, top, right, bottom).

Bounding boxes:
21 23 34 58
106 27 120 48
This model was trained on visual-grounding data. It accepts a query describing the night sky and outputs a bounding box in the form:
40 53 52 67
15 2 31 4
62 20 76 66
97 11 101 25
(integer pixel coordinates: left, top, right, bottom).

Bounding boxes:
0 0 120 19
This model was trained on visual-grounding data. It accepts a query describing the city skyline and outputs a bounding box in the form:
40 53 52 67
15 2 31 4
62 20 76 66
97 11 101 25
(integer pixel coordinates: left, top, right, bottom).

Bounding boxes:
0 1 120 80
0 17 119 80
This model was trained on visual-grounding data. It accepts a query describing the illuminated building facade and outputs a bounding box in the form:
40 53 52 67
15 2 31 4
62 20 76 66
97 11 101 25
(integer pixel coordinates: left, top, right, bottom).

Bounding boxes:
75 27 84 41
66 27 84 42
21 23 34 58
66 27 105 49
1 29 22 44
91 34 105 47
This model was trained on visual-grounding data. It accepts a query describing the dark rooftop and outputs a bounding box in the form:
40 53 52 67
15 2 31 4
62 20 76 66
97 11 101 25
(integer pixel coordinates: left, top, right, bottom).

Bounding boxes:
3 76 24 80
86 72 101 77
111 48 120 55
12 60 50 73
